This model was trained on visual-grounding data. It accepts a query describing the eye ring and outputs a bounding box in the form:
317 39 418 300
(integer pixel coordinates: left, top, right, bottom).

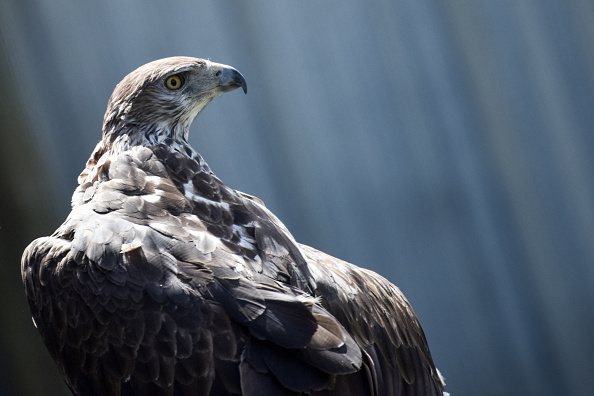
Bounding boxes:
166 74 183 90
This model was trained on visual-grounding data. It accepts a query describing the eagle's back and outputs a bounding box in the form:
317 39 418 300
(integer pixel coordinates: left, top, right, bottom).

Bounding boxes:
22 144 226 394
22 144 374 395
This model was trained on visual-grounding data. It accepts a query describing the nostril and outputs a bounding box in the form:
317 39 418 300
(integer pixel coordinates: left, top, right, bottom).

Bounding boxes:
215 70 222 77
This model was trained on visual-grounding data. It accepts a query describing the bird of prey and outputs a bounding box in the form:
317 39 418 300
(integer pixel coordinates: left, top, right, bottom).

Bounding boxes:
22 57 447 396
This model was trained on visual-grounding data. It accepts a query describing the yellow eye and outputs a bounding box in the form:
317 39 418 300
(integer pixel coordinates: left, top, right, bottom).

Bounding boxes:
166 74 183 90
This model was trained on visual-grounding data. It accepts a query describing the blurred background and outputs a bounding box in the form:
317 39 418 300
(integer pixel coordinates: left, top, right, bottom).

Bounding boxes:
1 1 593 395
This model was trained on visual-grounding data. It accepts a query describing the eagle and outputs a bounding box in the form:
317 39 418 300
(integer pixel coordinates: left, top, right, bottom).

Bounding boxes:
22 57 447 396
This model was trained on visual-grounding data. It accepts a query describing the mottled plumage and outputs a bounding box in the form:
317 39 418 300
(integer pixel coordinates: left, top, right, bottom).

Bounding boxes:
22 57 447 395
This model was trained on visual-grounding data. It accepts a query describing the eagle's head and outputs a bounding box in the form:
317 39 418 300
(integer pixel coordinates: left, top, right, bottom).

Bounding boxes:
102 56 247 146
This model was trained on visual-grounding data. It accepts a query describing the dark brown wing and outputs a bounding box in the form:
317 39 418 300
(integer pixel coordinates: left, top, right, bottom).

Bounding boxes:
21 203 228 395
301 244 446 396
21 144 364 395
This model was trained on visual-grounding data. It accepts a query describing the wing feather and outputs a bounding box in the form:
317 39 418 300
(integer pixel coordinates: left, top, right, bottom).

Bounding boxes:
301 244 446 395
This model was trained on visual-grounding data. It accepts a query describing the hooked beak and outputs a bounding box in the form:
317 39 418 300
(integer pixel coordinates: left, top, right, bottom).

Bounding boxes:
216 65 247 94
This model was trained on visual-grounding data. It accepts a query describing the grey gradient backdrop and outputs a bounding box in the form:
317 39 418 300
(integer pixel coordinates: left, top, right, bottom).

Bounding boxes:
1 1 593 395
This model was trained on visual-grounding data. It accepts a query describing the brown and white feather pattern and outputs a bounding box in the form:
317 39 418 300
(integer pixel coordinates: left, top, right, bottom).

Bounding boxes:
21 57 447 395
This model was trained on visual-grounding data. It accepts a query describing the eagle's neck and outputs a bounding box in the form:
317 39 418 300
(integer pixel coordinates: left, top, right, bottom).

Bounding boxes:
104 120 191 149
77 124 193 186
